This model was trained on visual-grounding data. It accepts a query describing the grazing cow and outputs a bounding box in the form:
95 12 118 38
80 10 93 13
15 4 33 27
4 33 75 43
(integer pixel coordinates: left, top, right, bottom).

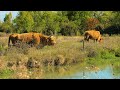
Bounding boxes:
8 32 34 47
32 33 56 47
84 30 103 42
8 32 56 47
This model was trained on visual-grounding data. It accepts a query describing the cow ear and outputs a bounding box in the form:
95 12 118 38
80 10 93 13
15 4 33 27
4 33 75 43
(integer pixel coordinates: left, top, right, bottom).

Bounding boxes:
15 34 20 39
49 35 54 39
48 36 51 39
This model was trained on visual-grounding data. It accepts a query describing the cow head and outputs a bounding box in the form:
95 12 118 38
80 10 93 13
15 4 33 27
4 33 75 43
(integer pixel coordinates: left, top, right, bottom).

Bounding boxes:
47 36 56 45
98 37 103 43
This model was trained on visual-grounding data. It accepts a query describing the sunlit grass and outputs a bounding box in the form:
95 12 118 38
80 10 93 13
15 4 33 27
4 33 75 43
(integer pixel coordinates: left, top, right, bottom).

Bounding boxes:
0 35 120 78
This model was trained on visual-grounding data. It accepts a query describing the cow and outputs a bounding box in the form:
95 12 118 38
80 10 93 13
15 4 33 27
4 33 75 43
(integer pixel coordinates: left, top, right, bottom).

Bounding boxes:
32 33 56 47
84 30 103 43
8 32 56 47
8 32 34 47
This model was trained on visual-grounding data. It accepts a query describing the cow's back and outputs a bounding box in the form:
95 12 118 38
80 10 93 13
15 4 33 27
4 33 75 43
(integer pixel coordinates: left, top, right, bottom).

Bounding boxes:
85 30 101 39
18 33 33 42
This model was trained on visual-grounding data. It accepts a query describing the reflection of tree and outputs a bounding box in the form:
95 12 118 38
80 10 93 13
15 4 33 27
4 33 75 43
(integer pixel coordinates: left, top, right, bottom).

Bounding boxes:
28 61 120 79
42 64 85 78
112 63 120 77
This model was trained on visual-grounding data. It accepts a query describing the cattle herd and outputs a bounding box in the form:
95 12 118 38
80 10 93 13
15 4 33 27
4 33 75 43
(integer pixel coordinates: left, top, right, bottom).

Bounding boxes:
8 30 103 48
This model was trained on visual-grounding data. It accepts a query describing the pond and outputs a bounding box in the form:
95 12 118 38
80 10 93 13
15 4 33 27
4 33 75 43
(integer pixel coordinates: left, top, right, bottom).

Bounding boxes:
41 59 120 79
62 66 114 79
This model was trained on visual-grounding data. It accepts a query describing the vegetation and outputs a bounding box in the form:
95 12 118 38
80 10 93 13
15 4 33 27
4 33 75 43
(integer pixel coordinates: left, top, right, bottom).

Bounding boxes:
0 11 120 35
0 11 120 78
0 35 120 78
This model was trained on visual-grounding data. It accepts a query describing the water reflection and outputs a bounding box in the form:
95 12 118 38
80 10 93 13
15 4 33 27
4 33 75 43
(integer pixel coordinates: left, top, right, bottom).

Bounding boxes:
43 65 120 79
30 60 120 79
112 63 120 79
62 66 114 79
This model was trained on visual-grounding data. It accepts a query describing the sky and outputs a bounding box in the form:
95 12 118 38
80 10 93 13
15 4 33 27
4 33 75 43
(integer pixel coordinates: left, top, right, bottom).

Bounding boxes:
0 11 19 22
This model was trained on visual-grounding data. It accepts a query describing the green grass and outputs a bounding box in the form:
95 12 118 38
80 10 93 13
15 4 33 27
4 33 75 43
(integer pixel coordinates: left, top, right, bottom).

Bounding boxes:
0 69 14 79
0 35 120 78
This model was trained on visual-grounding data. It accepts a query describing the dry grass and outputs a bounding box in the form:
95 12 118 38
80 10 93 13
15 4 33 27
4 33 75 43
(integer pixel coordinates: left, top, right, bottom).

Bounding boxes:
0 35 120 78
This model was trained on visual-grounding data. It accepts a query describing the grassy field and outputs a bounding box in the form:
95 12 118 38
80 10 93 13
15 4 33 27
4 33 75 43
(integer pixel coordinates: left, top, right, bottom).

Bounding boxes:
0 34 120 79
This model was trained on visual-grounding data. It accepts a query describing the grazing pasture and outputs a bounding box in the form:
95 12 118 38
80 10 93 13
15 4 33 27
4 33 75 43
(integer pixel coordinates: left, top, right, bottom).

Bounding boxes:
0 34 120 79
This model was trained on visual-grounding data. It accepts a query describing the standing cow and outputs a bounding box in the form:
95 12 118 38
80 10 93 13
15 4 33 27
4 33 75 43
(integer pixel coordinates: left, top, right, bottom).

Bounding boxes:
84 30 103 43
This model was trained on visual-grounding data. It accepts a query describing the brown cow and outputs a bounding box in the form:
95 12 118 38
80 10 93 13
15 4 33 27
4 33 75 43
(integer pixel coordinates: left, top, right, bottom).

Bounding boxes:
32 33 56 47
8 32 56 47
84 30 103 42
8 32 34 47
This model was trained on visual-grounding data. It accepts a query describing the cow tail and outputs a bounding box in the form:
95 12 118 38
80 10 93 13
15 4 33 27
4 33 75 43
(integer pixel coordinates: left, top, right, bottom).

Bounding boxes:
84 32 89 41
8 35 11 47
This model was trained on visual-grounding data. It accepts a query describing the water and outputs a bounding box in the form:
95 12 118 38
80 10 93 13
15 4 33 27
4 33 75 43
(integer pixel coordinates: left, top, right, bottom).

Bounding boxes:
62 66 114 79
42 62 120 79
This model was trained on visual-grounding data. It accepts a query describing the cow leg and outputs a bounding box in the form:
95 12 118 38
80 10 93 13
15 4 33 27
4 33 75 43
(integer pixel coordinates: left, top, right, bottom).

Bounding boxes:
94 39 97 43
85 35 89 42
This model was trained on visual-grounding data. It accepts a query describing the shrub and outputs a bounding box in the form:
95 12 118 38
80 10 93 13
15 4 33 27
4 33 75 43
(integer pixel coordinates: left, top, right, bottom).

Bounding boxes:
101 50 115 59
87 48 101 59
0 32 7 37
0 44 6 56
27 57 41 68
115 48 120 57
0 69 14 79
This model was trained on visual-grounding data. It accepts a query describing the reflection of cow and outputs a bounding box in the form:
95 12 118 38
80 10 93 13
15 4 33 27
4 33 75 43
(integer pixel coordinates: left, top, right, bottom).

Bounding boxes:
84 30 103 42
8 32 56 47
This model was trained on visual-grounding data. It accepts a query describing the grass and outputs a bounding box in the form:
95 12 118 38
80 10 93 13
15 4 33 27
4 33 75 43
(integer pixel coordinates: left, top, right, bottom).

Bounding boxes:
0 69 14 79
0 34 120 78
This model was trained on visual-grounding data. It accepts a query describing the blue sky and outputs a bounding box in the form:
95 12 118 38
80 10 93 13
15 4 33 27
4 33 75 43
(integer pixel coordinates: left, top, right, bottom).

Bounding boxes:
0 11 19 22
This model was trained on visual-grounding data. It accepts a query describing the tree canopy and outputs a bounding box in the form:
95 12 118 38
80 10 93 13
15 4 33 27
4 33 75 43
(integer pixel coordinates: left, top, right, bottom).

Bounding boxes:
0 11 120 35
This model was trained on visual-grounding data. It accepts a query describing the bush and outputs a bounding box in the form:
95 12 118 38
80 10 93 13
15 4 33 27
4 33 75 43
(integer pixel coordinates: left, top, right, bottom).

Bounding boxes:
115 48 120 57
87 48 100 58
0 69 14 79
27 57 41 68
101 50 115 59
0 44 6 56
0 32 7 37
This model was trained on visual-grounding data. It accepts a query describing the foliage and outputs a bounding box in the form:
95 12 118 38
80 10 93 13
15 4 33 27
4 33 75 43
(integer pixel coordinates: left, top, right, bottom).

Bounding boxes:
0 69 14 79
59 20 78 36
101 50 115 59
0 12 13 33
0 11 120 35
85 18 100 30
13 11 34 33
115 48 120 57
0 36 120 78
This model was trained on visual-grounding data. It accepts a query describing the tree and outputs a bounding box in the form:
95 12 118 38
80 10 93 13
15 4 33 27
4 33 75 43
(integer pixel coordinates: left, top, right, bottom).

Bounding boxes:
14 11 34 33
85 18 100 30
60 11 94 34
0 21 2 32
59 20 78 36
93 11 114 28
1 12 13 33
29 11 44 33
102 11 120 35
11 11 120 35
41 11 60 35
111 11 120 26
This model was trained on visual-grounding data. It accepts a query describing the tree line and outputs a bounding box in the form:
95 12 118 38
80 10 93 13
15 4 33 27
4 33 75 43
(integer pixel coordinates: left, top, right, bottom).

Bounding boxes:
0 11 120 36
